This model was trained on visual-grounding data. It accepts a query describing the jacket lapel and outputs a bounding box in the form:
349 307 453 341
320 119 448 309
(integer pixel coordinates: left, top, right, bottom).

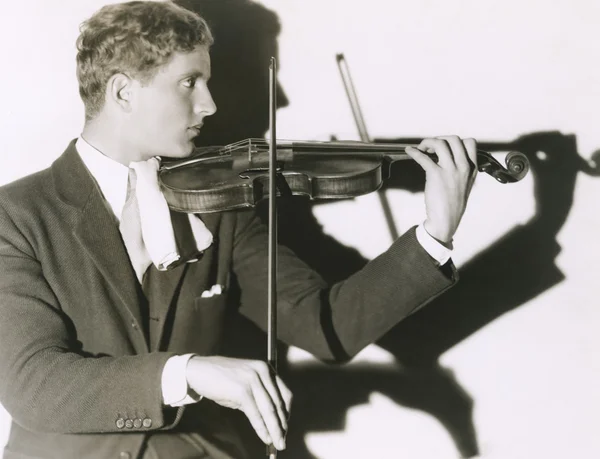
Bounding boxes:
52 141 148 352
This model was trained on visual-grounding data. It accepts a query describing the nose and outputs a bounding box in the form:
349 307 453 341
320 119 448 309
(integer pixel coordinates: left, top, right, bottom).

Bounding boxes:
194 84 217 118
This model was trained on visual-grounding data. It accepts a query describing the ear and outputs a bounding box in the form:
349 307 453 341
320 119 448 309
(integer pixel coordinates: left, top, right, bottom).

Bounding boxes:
106 73 133 112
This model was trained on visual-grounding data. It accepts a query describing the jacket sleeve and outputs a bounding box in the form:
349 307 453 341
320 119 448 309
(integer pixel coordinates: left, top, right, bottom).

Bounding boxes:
231 210 458 362
0 199 184 434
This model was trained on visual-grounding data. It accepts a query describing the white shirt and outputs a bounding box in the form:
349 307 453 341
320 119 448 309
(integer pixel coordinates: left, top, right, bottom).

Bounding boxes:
76 136 452 408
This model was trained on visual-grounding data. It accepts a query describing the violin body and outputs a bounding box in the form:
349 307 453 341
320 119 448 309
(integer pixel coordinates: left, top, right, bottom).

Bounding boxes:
159 138 529 214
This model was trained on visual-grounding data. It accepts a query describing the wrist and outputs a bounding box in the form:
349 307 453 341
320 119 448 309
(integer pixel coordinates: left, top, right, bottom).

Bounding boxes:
162 354 201 407
423 220 453 248
185 355 200 385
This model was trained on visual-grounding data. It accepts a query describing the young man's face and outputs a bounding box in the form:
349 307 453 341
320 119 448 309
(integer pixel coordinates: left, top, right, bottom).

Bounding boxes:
128 45 217 160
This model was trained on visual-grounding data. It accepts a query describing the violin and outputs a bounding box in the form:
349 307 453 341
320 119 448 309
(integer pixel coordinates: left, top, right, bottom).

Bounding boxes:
158 137 529 214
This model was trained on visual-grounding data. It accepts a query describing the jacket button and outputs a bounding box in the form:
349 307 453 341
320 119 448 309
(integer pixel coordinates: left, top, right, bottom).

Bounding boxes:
115 418 125 429
119 452 131 459
142 418 152 428
124 419 133 429
133 418 142 428
131 321 138 330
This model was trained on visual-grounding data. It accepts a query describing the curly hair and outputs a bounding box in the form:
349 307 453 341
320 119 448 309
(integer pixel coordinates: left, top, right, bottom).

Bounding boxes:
76 1 213 120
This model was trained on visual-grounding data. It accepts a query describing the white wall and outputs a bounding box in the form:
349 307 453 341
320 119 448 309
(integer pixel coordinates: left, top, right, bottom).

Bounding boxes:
1 1 599 458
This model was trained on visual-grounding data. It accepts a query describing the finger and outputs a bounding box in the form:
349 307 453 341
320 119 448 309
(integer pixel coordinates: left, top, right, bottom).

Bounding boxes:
463 137 478 175
438 135 469 172
418 138 455 168
255 364 289 431
275 374 293 420
241 392 273 447
405 146 438 173
251 377 286 450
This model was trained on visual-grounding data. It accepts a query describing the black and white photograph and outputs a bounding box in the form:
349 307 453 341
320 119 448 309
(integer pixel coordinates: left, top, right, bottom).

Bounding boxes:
0 1 598 458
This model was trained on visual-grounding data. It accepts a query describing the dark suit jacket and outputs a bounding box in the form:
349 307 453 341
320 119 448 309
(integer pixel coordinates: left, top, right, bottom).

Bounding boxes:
0 141 456 458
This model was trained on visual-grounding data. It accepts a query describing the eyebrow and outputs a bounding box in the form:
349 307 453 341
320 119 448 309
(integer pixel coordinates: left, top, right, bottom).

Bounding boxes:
179 70 211 80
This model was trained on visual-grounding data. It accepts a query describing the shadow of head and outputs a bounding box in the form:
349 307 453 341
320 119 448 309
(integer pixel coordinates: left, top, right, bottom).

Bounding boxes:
176 0 289 146
509 131 592 232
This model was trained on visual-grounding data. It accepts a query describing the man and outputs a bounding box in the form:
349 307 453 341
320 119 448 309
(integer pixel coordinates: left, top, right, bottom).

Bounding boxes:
0 2 477 458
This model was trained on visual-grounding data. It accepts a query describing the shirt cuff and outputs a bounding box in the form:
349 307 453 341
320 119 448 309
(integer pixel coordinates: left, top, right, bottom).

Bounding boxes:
415 223 452 266
161 354 203 407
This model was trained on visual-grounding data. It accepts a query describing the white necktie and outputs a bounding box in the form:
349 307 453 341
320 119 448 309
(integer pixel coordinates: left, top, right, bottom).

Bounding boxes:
121 158 213 282
120 169 153 282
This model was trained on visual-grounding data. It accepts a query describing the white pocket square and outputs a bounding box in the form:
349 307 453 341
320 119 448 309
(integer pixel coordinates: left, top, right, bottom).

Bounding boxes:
200 284 224 298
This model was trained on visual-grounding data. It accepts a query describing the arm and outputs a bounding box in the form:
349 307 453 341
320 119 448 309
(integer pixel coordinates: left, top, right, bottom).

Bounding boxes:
233 136 477 361
0 199 182 434
232 215 457 361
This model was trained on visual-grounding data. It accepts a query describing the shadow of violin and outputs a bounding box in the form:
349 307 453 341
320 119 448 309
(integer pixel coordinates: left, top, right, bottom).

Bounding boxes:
176 1 600 457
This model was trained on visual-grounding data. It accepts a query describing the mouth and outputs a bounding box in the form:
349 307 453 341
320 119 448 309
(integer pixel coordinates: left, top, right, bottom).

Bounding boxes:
188 124 203 137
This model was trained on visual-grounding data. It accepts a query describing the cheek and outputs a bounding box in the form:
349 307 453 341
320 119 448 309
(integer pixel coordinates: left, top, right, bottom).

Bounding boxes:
137 91 190 129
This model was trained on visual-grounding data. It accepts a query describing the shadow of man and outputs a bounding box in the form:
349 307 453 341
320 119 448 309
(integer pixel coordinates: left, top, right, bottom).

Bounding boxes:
176 1 598 457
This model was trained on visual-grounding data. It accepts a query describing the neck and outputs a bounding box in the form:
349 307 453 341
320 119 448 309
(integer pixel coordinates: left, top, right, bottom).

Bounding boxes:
82 113 143 165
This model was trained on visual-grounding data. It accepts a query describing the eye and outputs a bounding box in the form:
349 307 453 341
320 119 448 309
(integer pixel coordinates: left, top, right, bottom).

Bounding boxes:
182 77 197 88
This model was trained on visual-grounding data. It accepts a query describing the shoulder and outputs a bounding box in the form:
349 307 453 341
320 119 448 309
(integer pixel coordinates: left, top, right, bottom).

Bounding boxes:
0 168 56 257
0 140 82 229
1 139 79 203
0 167 54 215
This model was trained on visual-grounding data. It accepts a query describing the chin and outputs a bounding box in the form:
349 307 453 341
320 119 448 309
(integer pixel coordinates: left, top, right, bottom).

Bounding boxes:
180 142 196 158
160 141 196 159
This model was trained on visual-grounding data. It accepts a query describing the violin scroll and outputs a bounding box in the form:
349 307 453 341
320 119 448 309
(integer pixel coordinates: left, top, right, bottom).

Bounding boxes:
478 150 529 183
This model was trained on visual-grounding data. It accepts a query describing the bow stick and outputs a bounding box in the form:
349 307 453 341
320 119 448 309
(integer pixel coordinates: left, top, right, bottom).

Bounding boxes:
267 56 279 459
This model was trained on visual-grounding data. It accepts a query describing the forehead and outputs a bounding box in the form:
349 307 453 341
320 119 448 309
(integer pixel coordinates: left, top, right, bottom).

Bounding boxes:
157 45 211 78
